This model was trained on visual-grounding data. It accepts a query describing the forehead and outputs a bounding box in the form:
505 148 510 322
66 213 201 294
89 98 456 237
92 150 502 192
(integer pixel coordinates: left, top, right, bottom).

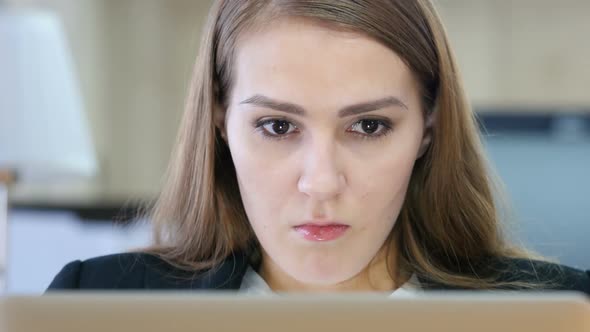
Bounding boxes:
230 18 419 109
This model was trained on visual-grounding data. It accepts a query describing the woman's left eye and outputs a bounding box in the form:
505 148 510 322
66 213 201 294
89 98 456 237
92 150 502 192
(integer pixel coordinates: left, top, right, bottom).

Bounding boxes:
348 119 392 138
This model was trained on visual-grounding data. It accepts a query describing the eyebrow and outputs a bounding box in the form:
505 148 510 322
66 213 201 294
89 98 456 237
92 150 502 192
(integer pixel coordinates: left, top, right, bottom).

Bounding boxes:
239 94 408 117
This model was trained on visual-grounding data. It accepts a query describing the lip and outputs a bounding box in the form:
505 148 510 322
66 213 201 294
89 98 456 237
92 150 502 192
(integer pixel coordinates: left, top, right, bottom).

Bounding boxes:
293 222 350 242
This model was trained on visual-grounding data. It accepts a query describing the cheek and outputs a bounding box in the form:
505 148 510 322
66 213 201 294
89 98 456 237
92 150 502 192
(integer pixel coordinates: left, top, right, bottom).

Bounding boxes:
227 131 295 232
353 142 419 223
230 134 293 197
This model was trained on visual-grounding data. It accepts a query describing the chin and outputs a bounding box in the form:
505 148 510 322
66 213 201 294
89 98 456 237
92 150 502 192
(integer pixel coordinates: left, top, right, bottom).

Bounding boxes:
286 258 364 286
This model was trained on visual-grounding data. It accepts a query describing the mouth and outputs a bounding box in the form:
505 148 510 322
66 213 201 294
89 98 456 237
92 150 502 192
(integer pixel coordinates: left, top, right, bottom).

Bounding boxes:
292 222 350 242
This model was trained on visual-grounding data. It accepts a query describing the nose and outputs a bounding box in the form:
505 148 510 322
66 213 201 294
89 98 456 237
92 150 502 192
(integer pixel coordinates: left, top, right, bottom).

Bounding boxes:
297 139 346 201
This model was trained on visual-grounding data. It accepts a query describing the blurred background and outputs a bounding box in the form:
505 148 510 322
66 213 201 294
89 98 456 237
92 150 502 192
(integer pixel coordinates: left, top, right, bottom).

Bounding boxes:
0 0 588 294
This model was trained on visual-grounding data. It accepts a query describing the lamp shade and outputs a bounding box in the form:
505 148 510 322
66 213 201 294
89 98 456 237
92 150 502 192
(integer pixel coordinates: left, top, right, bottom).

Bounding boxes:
0 9 97 184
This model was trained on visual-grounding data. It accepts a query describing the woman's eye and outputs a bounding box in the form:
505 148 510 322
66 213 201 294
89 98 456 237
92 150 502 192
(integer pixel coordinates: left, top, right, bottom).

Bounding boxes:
349 119 391 137
254 118 392 141
259 119 298 137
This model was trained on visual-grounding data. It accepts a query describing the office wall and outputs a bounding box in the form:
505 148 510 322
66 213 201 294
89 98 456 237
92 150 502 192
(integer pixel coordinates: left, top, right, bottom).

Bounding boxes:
438 0 590 108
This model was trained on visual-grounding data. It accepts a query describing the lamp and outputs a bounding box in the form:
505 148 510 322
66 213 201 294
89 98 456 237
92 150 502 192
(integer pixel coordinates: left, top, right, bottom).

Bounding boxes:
0 9 98 293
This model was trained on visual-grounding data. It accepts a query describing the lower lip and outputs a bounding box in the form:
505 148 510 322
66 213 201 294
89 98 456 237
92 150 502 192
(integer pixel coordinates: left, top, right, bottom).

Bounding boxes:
293 225 350 242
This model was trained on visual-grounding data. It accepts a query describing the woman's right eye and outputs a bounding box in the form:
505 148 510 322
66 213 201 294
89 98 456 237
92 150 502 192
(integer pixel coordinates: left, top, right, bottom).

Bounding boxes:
256 119 298 139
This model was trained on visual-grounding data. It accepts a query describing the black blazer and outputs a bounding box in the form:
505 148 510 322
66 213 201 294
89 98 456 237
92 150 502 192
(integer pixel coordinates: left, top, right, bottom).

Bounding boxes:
47 252 590 295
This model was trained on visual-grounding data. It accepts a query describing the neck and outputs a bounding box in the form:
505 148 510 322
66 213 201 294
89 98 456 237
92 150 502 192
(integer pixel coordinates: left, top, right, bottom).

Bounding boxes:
258 242 408 293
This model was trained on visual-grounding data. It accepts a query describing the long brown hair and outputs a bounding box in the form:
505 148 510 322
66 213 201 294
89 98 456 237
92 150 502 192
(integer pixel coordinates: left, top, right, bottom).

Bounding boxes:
145 0 545 289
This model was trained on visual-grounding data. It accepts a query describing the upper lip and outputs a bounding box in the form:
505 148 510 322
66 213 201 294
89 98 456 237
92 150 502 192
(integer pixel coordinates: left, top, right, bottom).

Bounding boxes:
294 220 349 227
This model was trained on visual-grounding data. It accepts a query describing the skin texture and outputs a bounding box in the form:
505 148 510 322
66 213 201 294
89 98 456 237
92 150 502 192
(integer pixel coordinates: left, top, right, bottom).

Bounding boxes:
217 19 431 292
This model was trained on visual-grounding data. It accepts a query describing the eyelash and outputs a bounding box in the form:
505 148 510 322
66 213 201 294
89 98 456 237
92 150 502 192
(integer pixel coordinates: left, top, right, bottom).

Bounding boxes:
252 117 394 141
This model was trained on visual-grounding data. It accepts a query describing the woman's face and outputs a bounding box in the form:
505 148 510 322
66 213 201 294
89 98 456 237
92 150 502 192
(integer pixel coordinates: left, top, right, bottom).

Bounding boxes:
221 19 429 287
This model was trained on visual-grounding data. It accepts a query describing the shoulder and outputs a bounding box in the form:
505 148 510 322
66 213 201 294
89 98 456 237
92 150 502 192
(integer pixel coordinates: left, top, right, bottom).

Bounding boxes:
490 257 590 294
47 253 164 290
46 251 249 291
421 257 589 295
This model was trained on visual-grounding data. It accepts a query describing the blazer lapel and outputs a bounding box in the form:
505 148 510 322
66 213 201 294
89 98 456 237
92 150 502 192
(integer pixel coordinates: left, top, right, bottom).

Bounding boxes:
143 252 249 290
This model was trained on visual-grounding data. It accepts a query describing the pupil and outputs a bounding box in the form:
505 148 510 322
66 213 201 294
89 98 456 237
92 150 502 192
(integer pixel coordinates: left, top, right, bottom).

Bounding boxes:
272 120 289 134
362 120 379 134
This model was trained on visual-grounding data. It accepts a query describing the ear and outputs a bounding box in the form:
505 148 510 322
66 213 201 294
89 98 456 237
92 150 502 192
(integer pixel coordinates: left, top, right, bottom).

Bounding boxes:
416 111 436 160
214 105 228 143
